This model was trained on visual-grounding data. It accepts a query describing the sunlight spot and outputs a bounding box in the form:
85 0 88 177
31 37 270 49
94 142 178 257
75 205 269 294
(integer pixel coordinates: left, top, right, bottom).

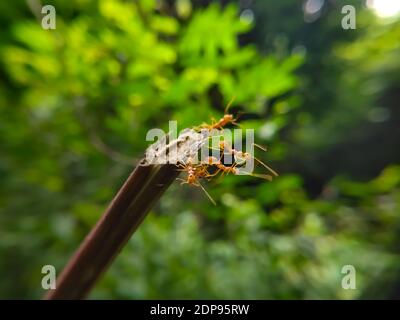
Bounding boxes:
240 9 254 24
366 0 400 18
304 0 324 15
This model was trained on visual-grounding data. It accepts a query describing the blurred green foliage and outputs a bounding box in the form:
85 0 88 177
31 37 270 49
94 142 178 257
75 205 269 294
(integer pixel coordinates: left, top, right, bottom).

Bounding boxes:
0 0 399 299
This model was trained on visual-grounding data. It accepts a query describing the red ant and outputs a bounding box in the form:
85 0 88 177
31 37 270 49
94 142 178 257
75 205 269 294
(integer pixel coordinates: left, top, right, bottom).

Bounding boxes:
176 157 216 205
196 96 240 131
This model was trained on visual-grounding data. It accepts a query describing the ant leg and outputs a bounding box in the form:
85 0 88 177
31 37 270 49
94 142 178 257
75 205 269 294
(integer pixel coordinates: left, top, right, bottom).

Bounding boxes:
176 178 188 185
224 162 237 176
206 167 221 177
230 120 242 128
176 163 187 169
219 166 228 178
252 156 278 177
197 181 216 205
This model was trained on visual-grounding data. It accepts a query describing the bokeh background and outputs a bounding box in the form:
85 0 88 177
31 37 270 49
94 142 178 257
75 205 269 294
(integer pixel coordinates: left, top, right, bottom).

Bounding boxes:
1 0 399 299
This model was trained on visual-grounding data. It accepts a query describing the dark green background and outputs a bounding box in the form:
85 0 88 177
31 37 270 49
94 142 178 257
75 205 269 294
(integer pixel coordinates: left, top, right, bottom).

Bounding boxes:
0 0 399 299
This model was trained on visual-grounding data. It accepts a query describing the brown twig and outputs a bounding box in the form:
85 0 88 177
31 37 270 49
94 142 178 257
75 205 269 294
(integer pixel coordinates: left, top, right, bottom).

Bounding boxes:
44 127 211 299
44 161 179 299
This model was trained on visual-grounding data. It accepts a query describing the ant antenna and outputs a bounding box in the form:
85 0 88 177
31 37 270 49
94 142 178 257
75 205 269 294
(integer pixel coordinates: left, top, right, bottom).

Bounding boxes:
253 143 267 152
224 95 237 114
239 171 274 181
253 156 279 177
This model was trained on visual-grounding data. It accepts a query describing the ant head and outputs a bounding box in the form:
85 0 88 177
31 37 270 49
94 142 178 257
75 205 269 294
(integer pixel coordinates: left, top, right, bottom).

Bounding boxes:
223 114 233 120
188 173 196 182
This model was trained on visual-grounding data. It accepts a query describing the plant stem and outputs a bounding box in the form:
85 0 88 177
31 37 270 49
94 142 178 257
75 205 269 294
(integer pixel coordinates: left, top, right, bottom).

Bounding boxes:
44 161 179 300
